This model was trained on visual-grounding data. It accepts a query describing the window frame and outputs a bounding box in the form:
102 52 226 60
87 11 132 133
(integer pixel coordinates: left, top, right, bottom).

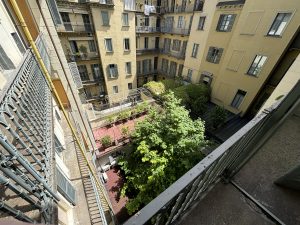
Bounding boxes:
187 69 193 81
216 14 236 32
125 62 132 75
247 54 268 76
128 83 133 90
206 46 224 64
124 38 130 51
198 16 206 30
177 16 184 28
88 40 96 52
77 65 89 81
113 85 119 94
191 43 199 58
108 64 118 78
101 11 110 26
122 13 129 26
172 39 181 52
267 12 292 37
104 38 113 52
231 90 247 109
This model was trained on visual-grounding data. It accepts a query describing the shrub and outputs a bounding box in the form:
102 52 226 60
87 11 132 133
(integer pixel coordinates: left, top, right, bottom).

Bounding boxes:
161 79 181 90
107 115 115 124
101 135 112 147
144 81 165 95
121 126 130 137
210 106 227 129
118 111 129 121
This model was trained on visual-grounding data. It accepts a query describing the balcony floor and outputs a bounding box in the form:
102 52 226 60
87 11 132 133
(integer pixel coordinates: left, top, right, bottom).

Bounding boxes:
180 105 300 225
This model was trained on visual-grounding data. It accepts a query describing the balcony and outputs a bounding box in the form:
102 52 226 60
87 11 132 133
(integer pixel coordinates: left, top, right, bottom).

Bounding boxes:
81 77 104 86
85 93 106 102
137 69 158 77
68 52 99 62
160 26 190 35
57 22 93 33
136 48 159 55
123 81 300 225
136 26 160 33
160 1 204 13
160 49 186 59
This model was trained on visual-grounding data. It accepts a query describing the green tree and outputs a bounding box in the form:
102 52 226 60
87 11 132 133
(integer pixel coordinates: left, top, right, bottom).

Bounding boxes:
210 106 227 129
119 92 206 214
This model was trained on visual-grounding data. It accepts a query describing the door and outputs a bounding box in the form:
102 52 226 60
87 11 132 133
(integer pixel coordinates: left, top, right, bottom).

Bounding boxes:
154 57 158 71
60 12 72 31
82 14 92 32
156 17 161 28
69 41 79 54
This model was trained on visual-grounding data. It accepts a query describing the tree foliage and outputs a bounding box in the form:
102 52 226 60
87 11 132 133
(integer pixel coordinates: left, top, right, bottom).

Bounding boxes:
119 92 206 214
210 106 227 129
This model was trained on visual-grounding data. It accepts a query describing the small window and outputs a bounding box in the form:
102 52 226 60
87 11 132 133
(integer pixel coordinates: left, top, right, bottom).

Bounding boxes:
105 38 113 52
172 40 181 51
191 43 199 58
128 83 133 90
124 38 130 51
217 14 236 32
231 90 247 109
268 13 292 36
206 47 224 64
101 11 110 26
108 64 118 78
88 40 96 52
198 16 206 30
144 37 149 49
0 44 15 70
113 85 118 93
11 32 25 54
125 62 132 75
177 16 184 28
122 13 129 26
145 17 149 26
247 55 267 76
187 69 193 81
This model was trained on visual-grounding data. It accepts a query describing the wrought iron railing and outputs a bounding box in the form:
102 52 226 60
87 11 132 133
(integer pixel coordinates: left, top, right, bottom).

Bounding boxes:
68 52 99 62
160 27 190 35
136 48 159 55
160 49 186 59
123 81 300 225
57 22 93 33
0 47 58 223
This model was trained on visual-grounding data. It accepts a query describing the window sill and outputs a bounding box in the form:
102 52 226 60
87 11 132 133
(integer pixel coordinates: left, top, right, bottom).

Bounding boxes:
245 73 258 77
102 24 111 27
124 50 131 52
264 34 282 38
197 28 204 31
126 74 132 77
122 25 130 27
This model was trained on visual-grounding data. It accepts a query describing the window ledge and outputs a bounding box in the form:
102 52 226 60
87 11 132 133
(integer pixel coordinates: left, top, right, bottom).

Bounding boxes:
122 25 130 27
102 24 111 27
197 28 204 31
264 34 282 38
245 73 258 77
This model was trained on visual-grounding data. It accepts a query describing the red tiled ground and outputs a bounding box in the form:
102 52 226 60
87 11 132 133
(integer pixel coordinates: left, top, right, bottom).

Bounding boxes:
93 115 146 157
105 167 130 224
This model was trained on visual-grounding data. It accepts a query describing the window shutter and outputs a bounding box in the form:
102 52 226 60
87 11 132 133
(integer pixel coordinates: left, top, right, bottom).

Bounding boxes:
115 64 118 76
56 168 76 205
227 14 236 32
215 48 224 64
206 47 214 62
216 15 224 31
106 65 111 77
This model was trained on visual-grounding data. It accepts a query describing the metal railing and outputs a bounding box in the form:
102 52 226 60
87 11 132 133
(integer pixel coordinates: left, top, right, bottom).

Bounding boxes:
68 52 99 61
123 81 300 225
136 26 160 33
160 27 190 35
160 1 204 13
0 46 58 223
57 22 93 33
160 49 186 59
136 48 159 55
137 69 158 76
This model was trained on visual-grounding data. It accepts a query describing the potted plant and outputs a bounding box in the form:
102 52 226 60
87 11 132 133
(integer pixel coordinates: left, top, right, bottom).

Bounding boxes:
101 135 112 148
106 115 115 127
121 126 130 139
79 45 88 58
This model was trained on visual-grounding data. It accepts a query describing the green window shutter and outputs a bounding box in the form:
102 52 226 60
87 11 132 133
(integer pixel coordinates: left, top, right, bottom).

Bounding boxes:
56 168 76 205
227 14 237 32
215 48 224 64
206 47 214 62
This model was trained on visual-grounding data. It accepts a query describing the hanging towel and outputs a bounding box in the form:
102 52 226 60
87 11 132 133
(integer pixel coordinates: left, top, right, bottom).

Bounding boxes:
144 5 151 16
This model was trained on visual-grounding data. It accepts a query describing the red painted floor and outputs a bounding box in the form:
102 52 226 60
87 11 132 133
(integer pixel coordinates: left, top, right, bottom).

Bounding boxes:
105 167 130 224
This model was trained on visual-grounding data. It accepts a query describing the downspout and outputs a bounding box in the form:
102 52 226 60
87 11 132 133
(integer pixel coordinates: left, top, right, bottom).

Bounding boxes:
8 0 112 210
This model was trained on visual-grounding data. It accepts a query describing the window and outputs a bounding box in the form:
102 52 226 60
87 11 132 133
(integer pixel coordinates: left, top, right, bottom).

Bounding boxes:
122 13 129 26
55 110 61 122
142 59 152 74
69 41 79 53
137 61 141 74
125 62 132 75
191 43 199 58
56 167 76 205
161 59 169 73
88 40 96 52
113 85 118 94
101 11 110 26
77 65 89 81
187 69 193 81
177 16 184 28
105 38 113 52
91 64 102 80
198 16 206 30
144 37 149 49
268 13 292 36
178 64 183 77
231 90 247 108
11 32 25 54
46 0 62 25
124 0 136 11
163 38 171 53
124 38 130 51
128 83 133 90
247 55 267 76
172 40 181 51
169 61 177 77
217 14 236 32
206 47 224 64
145 17 149 26
54 135 64 153
108 64 118 78
0 44 15 70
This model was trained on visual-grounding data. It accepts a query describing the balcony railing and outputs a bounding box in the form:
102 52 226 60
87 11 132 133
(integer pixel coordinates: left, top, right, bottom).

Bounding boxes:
160 1 204 13
136 26 160 33
136 48 159 55
160 27 190 35
68 52 99 62
160 49 186 59
57 22 93 33
137 69 158 76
